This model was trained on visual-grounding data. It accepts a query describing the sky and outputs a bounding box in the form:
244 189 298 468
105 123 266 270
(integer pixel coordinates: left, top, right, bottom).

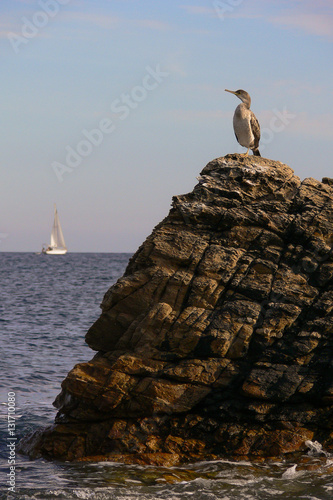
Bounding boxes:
1 0 333 252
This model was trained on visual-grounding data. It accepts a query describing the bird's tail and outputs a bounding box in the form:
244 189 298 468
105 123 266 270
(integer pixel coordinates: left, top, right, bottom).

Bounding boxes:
253 148 261 156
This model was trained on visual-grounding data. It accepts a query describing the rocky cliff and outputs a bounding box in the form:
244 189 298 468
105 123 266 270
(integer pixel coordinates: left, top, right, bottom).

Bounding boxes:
20 154 333 464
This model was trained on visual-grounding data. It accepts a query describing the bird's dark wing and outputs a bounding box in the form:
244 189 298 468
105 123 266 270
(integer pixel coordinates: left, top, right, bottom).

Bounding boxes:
250 111 260 149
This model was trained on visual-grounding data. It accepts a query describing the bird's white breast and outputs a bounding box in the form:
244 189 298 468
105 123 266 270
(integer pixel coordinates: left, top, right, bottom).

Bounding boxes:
233 104 254 148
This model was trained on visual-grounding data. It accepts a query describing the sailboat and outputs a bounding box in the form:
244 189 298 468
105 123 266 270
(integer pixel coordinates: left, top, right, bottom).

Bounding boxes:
42 204 68 255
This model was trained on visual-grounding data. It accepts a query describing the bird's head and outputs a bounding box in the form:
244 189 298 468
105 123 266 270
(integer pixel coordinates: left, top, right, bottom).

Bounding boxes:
225 89 251 107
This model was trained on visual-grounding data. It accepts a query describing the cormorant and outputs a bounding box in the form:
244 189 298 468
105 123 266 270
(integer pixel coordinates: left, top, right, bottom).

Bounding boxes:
225 89 261 156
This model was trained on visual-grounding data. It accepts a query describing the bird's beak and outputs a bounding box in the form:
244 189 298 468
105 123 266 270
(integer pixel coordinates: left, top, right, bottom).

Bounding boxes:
225 89 236 94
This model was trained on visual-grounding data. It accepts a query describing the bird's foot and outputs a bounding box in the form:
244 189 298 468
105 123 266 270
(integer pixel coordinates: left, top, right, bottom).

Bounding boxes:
240 149 249 157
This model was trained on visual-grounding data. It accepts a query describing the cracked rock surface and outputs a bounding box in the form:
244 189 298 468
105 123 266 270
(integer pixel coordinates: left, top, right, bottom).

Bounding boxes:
19 155 333 464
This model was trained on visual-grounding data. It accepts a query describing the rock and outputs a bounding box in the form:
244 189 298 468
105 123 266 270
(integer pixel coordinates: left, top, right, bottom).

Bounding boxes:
322 177 333 187
19 154 333 464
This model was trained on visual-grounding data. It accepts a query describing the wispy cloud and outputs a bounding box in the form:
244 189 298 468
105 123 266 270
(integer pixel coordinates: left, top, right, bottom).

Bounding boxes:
270 12 333 39
1 6 172 42
180 5 216 16
259 109 333 139
131 19 172 31
61 11 172 32
168 108 230 122
61 11 120 29
0 17 21 37
269 79 332 97
181 1 333 40
0 29 11 39
164 53 188 77
289 112 333 138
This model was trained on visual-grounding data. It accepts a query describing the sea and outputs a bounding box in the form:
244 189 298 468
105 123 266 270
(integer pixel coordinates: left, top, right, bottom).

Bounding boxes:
0 252 332 499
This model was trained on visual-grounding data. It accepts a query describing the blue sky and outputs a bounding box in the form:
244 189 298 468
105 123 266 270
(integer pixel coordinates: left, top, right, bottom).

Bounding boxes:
1 0 333 252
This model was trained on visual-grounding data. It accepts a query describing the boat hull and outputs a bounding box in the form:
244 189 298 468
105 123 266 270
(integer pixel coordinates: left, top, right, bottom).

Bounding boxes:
43 248 67 255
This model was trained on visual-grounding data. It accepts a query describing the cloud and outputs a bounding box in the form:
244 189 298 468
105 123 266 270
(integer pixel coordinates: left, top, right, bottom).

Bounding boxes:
269 79 331 97
181 1 333 40
180 5 216 16
61 11 120 29
0 29 11 39
62 12 171 32
168 108 231 122
259 109 333 139
289 112 333 138
270 12 333 39
0 15 21 37
1 5 172 40
130 19 172 32
164 59 188 78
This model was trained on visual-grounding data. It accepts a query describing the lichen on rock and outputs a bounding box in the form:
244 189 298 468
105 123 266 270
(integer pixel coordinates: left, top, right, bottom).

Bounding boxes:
19 154 333 464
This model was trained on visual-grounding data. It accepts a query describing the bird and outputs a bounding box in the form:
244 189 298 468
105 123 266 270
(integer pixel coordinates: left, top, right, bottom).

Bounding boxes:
225 89 261 156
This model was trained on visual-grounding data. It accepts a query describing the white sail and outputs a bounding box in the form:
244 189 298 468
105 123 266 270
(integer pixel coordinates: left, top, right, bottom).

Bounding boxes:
51 206 66 249
42 204 67 255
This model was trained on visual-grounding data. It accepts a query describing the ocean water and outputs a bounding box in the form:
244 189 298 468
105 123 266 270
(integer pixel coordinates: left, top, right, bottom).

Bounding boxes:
0 252 332 499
